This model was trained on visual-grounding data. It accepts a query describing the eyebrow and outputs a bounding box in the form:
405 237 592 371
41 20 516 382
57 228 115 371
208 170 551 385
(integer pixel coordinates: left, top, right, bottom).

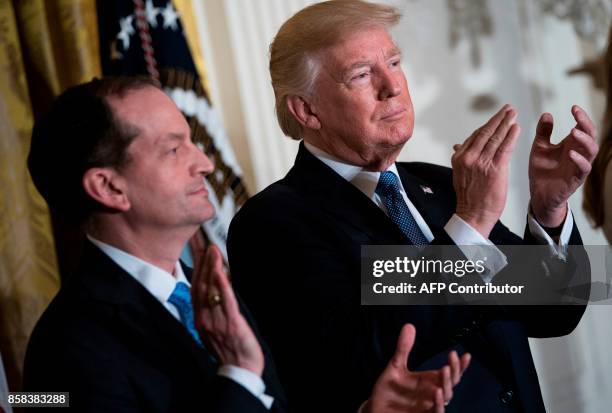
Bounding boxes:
164 132 185 142
341 47 402 77
155 132 185 148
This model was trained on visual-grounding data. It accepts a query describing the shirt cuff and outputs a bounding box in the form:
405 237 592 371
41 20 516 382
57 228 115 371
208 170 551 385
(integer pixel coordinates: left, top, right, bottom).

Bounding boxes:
444 214 508 283
527 203 573 260
218 365 274 409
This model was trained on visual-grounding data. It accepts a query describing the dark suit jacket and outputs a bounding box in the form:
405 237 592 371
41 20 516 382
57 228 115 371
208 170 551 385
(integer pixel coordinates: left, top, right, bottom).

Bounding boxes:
227 143 589 413
23 241 287 413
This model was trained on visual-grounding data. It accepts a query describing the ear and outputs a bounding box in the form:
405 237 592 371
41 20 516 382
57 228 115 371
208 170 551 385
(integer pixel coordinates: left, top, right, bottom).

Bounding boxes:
82 167 131 212
286 95 321 130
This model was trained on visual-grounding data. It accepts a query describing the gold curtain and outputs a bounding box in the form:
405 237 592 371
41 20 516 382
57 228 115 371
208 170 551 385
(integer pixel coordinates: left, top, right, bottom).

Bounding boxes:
0 0 100 391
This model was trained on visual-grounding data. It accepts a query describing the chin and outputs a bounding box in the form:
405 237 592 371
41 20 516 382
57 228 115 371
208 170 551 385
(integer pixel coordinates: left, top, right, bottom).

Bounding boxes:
193 201 216 223
380 134 410 151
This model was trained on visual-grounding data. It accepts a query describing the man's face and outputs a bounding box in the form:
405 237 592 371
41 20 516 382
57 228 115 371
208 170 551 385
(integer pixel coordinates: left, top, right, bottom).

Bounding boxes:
108 87 214 231
307 27 414 170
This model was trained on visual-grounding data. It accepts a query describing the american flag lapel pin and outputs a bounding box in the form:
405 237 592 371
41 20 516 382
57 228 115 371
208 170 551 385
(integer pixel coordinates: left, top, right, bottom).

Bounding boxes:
420 185 433 194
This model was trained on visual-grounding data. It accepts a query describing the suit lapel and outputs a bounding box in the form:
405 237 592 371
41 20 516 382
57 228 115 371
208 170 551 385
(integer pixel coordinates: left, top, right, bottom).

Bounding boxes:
396 164 455 234
78 242 217 376
288 144 408 245
287 144 457 244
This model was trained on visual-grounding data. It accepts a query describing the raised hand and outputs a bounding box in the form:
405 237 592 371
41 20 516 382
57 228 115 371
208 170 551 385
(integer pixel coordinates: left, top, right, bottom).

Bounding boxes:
451 105 521 238
363 324 471 413
529 105 599 227
191 244 265 376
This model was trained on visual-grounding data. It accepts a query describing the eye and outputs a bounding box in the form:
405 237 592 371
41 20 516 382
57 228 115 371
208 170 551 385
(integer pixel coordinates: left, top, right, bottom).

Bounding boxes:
168 146 179 155
389 59 401 69
350 69 372 84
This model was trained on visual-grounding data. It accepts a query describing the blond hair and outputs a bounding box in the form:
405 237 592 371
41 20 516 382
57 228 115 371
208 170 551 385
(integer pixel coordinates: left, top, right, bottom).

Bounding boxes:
269 0 401 139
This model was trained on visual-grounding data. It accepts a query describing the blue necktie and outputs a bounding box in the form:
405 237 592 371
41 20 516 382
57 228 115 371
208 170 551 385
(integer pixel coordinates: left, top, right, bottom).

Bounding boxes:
376 171 428 245
168 282 204 347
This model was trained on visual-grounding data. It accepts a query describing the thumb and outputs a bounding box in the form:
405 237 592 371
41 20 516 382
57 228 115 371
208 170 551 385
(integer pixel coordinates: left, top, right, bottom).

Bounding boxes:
534 113 554 143
390 323 416 370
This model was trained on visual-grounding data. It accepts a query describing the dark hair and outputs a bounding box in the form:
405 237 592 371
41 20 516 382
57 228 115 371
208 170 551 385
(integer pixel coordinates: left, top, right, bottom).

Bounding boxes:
27 76 160 223
584 26 612 227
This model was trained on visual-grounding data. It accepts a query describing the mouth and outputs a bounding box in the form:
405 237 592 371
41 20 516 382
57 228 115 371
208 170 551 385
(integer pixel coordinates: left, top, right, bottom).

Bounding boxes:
380 108 406 121
189 186 208 197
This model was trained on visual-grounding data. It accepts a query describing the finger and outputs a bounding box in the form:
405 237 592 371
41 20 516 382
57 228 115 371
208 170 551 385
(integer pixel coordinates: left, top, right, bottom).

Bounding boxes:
441 366 453 403
572 105 597 139
459 352 471 375
569 128 598 162
535 113 554 143
190 243 207 300
198 307 218 352
493 123 521 164
464 104 513 154
193 245 206 275
481 108 518 159
455 105 510 156
209 297 226 333
192 249 214 324
568 150 592 179
434 388 445 413
390 323 416 370
195 247 217 311
204 247 219 296
210 245 241 316
207 247 229 329
448 351 460 385
413 398 435 413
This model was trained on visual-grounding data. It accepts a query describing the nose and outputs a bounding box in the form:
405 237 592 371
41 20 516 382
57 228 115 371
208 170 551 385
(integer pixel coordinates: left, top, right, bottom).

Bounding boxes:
377 67 401 100
191 142 214 177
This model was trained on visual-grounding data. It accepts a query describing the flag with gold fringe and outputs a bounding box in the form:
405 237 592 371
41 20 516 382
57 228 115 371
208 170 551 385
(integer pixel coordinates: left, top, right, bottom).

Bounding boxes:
97 0 249 258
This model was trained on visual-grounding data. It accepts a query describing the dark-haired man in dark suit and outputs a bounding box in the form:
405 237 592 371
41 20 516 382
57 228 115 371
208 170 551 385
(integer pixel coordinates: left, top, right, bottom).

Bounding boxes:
24 77 286 412
227 1 598 412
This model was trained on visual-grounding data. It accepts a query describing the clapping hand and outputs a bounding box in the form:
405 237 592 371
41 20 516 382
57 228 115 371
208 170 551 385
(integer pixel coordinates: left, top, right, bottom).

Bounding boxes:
529 105 599 227
451 105 521 238
363 324 471 413
191 244 265 376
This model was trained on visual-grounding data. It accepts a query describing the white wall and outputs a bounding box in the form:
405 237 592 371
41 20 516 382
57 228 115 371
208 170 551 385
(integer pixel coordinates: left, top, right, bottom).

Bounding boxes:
195 1 612 411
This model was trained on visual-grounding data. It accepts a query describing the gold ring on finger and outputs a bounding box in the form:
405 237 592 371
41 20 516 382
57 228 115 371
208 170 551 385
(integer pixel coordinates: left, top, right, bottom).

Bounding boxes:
208 293 222 307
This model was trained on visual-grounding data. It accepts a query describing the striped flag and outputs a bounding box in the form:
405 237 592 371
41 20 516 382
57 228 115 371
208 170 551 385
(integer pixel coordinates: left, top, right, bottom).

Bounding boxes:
97 0 248 258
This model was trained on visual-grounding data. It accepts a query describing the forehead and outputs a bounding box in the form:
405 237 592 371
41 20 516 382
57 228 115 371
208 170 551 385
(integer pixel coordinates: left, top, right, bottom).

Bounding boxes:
107 87 189 142
322 27 399 68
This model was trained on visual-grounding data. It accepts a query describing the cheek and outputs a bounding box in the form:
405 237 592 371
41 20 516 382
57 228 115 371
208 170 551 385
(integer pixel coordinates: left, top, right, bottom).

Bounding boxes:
346 98 378 125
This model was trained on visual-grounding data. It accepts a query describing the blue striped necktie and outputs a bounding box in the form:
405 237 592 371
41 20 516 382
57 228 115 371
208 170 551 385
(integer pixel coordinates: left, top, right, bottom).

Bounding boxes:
376 171 428 245
168 282 204 347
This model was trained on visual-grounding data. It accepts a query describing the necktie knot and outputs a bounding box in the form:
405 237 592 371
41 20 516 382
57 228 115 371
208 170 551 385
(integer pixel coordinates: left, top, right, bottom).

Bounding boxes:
375 170 428 245
168 281 204 347
376 171 402 198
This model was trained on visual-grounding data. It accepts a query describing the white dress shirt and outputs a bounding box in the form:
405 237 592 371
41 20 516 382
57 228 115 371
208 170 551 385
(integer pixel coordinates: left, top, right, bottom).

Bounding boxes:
87 235 274 409
304 142 573 282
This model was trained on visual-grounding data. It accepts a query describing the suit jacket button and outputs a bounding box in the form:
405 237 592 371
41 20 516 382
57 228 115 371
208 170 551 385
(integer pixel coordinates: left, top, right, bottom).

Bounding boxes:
499 389 514 404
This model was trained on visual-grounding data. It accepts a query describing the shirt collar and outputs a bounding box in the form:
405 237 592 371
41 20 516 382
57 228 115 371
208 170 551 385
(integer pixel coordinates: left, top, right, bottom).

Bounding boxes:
86 235 189 305
304 141 405 200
